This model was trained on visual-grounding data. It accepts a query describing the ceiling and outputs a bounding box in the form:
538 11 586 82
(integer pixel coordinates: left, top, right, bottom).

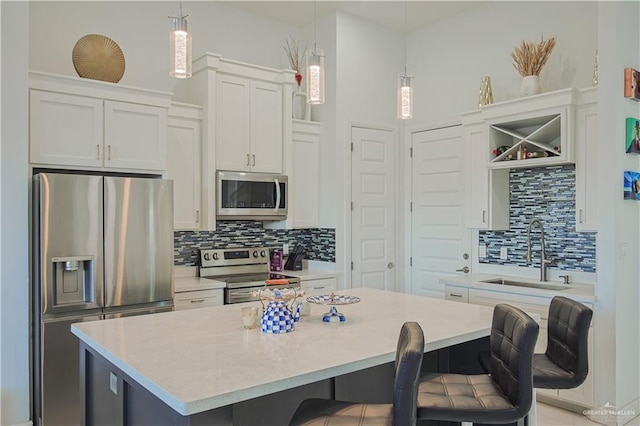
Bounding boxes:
219 1 483 33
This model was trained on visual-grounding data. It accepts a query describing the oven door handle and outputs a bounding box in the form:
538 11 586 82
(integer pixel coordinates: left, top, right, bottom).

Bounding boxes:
274 178 281 213
227 288 259 304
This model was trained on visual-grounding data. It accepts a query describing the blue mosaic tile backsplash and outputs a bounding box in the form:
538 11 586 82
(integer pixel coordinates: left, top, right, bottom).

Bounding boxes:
174 221 335 266
479 165 596 273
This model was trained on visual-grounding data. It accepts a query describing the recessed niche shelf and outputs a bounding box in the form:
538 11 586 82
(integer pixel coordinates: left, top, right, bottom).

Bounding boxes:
486 108 571 169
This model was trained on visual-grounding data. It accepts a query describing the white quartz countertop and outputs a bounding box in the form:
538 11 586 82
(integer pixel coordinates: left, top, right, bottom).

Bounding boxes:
71 288 494 416
274 260 338 280
174 276 225 293
440 273 595 303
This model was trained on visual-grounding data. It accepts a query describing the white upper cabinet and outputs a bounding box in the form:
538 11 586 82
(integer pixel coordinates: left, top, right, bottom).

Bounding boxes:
215 75 283 173
574 87 598 232
190 54 294 229
30 90 104 168
29 71 171 172
463 113 509 230
166 103 202 230
480 89 577 169
250 81 283 173
103 101 167 170
291 120 321 228
215 75 252 171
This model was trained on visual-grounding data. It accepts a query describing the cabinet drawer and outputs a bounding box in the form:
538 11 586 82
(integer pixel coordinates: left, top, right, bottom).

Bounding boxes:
301 278 337 295
174 289 223 310
445 287 469 303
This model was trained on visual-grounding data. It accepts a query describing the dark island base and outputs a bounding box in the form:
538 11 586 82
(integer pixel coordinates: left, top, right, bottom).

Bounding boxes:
80 337 520 426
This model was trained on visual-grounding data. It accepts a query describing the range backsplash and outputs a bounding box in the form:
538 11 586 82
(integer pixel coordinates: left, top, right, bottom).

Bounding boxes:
174 221 335 267
479 165 596 273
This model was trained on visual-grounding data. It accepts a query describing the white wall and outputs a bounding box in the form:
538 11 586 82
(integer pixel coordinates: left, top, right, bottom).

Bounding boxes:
1 2 30 424
317 11 404 288
408 1 597 122
29 1 299 99
596 1 640 413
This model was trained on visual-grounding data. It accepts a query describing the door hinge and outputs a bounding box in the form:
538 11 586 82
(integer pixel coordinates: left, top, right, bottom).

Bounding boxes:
409 257 413 267
351 142 354 152
410 202 413 212
351 261 354 270
410 147 413 158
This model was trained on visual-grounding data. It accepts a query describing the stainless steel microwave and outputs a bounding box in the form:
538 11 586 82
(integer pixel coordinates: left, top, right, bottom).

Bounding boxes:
216 171 288 220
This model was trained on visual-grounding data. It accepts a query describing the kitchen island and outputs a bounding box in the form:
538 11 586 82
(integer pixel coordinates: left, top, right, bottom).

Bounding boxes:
72 288 495 425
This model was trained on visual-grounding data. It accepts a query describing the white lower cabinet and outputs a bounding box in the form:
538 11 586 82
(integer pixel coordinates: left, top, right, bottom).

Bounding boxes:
445 286 469 303
174 289 223 311
301 277 337 295
446 285 595 408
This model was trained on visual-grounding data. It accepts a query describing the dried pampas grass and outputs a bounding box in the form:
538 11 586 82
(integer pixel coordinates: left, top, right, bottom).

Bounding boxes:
283 35 303 73
511 35 556 77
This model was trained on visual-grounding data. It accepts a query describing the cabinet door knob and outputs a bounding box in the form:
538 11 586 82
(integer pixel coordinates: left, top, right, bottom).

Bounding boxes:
107 145 112 160
579 209 584 224
482 210 487 223
246 154 250 166
387 262 395 269
96 145 101 160
196 210 200 224
252 154 256 166
455 266 469 273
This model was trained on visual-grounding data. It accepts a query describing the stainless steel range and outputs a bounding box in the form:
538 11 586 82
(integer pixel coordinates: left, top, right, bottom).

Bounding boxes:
199 247 300 304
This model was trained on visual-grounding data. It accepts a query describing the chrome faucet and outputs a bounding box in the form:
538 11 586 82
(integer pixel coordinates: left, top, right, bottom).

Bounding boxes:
526 218 553 281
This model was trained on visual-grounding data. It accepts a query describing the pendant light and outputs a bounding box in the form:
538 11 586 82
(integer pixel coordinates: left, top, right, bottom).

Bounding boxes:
306 1 325 104
397 1 413 119
169 1 192 79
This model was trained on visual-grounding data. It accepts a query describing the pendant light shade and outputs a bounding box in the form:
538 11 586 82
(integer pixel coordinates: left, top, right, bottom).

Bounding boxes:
169 9 192 79
397 73 413 120
397 1 413 120
306 47 325 104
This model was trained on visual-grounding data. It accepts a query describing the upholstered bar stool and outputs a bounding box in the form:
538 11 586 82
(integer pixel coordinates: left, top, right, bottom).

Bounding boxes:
479 296 593 389
417 304 539 426
289 322 425 426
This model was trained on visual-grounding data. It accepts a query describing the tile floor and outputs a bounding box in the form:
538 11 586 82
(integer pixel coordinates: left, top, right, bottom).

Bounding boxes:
538 402 640 426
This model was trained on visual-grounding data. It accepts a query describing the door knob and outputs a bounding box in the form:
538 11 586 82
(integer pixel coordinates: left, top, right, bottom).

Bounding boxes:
456 266 469 273
387 262 395 269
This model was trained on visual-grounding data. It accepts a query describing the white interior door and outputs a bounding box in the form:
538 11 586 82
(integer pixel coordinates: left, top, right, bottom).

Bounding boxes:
351 126 396 290
411 126 470 298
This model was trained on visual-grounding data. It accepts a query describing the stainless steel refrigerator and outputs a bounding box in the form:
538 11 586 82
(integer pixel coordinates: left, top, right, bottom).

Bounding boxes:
32 172 174 426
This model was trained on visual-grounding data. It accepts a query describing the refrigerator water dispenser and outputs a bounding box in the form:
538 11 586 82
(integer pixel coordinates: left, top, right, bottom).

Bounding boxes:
52 256 95 306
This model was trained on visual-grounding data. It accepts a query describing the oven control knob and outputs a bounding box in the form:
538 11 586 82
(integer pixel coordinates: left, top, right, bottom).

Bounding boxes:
260 250 267 257
212 253 219 260
252 250 258 258
203 253 211 261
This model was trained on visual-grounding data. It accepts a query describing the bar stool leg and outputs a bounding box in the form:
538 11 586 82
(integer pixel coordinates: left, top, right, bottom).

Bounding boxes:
527 388 538 426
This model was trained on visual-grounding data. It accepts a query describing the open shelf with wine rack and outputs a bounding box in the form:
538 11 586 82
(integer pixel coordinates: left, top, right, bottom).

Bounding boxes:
486 106 571 169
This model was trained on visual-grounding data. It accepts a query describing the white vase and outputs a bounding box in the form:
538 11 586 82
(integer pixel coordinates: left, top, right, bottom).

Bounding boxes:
520 75 541 97
292 90 310 120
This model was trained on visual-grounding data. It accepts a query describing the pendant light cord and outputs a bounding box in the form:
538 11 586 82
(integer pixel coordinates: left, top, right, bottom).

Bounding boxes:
314 0 318 51
404 0 408 76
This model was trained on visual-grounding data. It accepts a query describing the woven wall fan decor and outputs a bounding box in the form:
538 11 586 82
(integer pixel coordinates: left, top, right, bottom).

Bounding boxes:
72 34 125 83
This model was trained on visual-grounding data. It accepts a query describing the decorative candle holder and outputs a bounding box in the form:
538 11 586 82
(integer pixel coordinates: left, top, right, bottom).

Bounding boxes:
478 76 494 107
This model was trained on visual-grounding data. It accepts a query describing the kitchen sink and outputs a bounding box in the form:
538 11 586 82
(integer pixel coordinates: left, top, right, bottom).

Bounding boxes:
481 278 569 291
